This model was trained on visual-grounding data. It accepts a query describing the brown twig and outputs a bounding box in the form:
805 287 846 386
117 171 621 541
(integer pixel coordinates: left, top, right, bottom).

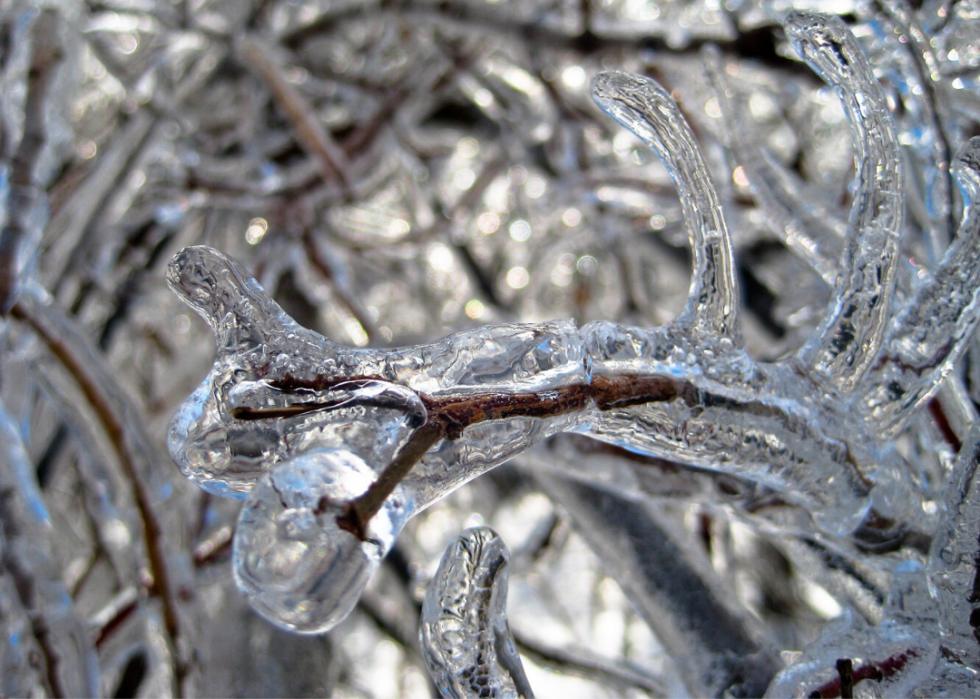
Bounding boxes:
331 373 694 538
336 420 445 539
237 35 353 194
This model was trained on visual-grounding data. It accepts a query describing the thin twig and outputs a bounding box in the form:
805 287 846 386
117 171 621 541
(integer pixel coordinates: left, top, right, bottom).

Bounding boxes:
513 629 667 696
90 587 140 648
193 525 234 567
237 35 353 194
330 373 708 537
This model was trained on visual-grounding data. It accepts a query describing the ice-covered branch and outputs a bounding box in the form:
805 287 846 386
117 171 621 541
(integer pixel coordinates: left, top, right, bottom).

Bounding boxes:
861 138 980 438
0 8 63 313
0 402 101 697
12 285 190 694
164 11 950 651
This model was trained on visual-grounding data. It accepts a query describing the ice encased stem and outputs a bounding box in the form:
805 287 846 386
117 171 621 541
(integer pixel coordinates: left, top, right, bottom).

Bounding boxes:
234 449 411 634
0 402 101 696
167 246 589 499
586 64 880 533
168 248 592 632
703 44 844 286
860 138 980 438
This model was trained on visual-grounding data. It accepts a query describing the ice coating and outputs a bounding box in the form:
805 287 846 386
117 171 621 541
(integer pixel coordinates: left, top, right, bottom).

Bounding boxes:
765 428 980 696
166 244 588 497
764 562 941 698
234 449 410 633
591 70 741 343
787 12 905 396
164 12 980 638
0 403 101 697
703 44 845 287
926 426 980 688
859 138 980 438
586 67 880 533
421 527 533 699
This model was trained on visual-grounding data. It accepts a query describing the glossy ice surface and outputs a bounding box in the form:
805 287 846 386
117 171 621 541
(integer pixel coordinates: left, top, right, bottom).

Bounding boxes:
6 0 980 695
162 9 980 695
421 527 532 699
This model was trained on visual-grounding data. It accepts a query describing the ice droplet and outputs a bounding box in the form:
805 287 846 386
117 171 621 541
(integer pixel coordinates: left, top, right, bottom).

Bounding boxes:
234 449 411 634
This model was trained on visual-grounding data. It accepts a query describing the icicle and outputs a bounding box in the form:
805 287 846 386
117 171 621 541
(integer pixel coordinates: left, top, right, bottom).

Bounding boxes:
703 44 844 286
421 527 533 699
789 12 905 396
592 70 741 343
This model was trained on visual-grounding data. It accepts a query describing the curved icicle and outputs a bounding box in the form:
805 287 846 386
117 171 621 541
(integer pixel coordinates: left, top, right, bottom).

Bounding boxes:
878 0 956 248
788 12 905 395
702 45 844 286
166 245 305 352
421 527 533 699
861 137 980 437
592 71 741 343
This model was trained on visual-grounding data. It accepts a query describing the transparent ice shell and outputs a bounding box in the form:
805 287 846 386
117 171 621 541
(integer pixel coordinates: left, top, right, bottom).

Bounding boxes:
234 449 411 633
165 12 980 641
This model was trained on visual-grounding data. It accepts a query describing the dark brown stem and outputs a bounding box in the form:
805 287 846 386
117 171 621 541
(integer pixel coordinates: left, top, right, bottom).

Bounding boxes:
338 420 445 539
334 373 692 538
93 592 140 649
837 658 854 699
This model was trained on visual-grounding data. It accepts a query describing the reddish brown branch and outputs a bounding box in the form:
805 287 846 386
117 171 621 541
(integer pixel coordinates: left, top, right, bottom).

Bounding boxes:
335 373 694 537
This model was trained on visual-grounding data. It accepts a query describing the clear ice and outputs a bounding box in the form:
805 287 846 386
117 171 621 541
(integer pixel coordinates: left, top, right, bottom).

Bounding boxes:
421 527 532 699
166 11 980 650
765 425 980 697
